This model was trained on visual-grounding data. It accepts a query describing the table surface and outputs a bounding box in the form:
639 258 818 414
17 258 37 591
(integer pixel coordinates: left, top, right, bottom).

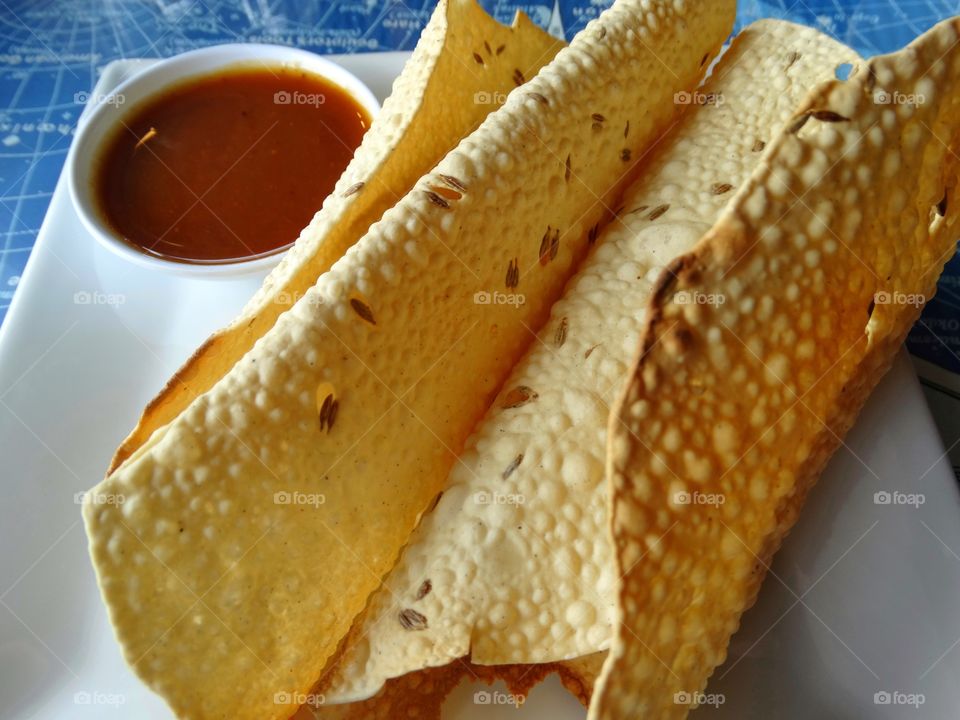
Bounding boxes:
0 0 958 473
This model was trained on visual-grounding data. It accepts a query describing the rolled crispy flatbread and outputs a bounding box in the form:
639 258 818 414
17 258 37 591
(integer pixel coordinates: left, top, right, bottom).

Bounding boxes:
593 16 960 720
319 17 858 706
82 1 731 718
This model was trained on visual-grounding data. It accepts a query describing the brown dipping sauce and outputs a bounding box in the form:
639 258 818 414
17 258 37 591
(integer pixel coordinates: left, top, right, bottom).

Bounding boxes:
95 65 371 264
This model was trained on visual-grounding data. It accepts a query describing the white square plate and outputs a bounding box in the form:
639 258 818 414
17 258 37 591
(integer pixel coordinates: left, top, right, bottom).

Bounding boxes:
2 53 959 720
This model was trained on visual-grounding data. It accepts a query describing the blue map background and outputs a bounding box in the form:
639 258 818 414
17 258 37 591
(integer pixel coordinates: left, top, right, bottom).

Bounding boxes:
0 0 958 375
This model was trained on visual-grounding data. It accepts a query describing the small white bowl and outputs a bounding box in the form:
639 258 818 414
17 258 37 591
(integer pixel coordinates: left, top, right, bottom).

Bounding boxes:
69 44 380 278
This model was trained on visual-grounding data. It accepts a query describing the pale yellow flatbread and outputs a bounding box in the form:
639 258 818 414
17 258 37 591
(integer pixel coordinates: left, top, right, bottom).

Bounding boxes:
83 0 731 718
107 0 564 473
320 18 855 705
592 17 960 719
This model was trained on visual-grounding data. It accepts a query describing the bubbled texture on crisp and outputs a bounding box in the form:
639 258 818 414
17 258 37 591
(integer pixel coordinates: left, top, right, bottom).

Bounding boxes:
82 1 731 719
320 18 850 705
592 18 960 720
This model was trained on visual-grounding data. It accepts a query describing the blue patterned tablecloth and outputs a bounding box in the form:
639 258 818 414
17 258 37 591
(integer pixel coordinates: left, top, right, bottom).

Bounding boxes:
0 0 958 377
